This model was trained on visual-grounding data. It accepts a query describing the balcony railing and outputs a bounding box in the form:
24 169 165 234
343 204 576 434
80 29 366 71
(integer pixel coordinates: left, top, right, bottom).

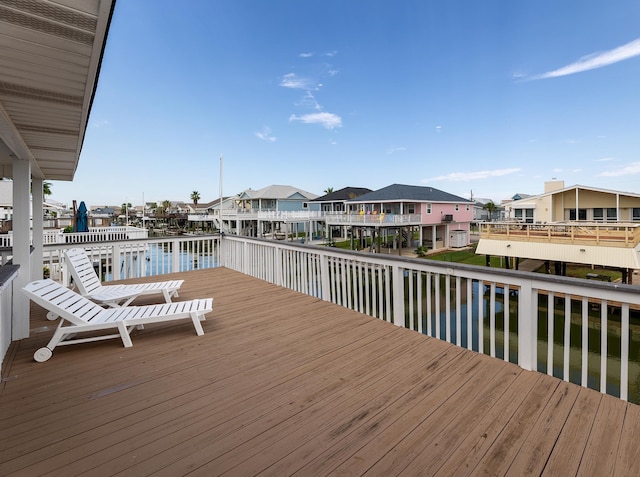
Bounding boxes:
0 226 149 248
480 221 640 248
4 233 640 403
219 235 640 403
41 235 219 284
325 213 422 226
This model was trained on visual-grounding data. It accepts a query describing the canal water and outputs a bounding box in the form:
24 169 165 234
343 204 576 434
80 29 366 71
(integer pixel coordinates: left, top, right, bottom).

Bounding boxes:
108 243 218 280
422 280 640 403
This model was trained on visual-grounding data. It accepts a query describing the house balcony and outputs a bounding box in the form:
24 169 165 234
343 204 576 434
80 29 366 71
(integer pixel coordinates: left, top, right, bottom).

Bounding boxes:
324 212 422 226
478 222 640 269
2 234 640 473
479 222 640 247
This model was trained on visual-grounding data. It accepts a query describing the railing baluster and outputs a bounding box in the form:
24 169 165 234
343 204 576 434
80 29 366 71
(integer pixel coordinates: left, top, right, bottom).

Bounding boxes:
621 303 629 401
466 278 472 350
504 284 510 363
547 291 554 375
563 295 571 381
490 282 496 358
600 300 608 394
582 296 589 387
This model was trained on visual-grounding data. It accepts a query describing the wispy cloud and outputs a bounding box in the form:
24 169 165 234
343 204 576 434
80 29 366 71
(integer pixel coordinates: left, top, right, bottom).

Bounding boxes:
386 146 407 155
255 126 276 142
598 161 640 177
423 168 521 182
299 52 313 58
529 37 640 80
595 157 615 162
289 112 342 129
323 50 337 57
280 73 318 90
296 91 322 110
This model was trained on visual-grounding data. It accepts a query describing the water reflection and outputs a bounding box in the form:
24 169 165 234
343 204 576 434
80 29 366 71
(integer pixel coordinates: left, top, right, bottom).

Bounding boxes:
416 277 640 403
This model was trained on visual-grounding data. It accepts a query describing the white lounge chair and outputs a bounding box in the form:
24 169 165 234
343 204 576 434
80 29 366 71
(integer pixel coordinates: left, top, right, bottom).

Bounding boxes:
23 279 213 362
63 247 184 309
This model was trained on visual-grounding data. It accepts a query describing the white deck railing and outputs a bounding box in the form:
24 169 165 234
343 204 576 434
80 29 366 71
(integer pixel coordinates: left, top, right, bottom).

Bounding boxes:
4 233 640 403
220 235 640 403
41 235 219 285
0 226 148 248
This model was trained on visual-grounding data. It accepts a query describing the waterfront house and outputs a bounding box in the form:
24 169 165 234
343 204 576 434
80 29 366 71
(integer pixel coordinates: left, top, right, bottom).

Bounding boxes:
504 180 640 223
308 186 373 239
477 180 640 281
472 197 504 222
220 184 319 238
308 187 373 213
333 183 474 251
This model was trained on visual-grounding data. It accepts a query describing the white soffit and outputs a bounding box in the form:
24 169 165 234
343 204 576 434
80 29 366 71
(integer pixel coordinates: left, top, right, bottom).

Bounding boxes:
0 0 115 180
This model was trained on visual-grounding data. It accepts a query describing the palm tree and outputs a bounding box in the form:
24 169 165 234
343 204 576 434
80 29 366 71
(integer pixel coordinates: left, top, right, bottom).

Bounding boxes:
190 191 201 208
30 180 52 198
324 187 334 194
162 200 172 227
482 201 499 222
121 202 132 225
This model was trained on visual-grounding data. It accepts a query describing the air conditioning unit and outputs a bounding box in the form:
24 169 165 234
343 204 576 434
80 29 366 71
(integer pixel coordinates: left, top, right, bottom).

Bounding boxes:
443 214 453 222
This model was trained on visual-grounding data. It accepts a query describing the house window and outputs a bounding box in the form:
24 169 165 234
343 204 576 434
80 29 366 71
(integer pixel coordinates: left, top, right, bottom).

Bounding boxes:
427 203 432 214
633 208 640 221
569 209 587 221
514 209 523 219
525 209 534 223
466 204 469 211
407 203 415 214
455 204 459 211
593 208 603 221
606 208 617 221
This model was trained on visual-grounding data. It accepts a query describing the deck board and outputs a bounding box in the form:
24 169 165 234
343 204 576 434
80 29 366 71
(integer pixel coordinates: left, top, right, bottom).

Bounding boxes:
2 267 640 475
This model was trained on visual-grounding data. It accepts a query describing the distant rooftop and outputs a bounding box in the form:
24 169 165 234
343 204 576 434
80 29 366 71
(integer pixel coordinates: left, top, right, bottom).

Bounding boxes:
348 184 473 203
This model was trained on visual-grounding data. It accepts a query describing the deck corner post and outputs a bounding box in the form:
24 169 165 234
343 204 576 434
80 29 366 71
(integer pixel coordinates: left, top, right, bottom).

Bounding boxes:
517 279 537 371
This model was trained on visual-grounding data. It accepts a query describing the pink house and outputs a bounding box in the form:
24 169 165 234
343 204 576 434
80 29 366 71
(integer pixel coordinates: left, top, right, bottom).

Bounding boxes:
345 184 474 250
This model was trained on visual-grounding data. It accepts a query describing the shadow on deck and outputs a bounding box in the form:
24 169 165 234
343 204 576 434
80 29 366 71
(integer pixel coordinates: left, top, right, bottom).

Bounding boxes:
2 267 640 475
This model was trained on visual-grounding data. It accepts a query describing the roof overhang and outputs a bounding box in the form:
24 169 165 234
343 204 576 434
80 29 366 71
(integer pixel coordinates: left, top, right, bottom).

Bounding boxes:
0 0 116 180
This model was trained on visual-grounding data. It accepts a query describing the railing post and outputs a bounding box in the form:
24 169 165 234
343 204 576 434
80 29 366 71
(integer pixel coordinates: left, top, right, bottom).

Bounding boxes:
518 279 537 371
392 265 405 327
112 245 121 281
319 253 331 302
274 245 283 287
171 241 180 273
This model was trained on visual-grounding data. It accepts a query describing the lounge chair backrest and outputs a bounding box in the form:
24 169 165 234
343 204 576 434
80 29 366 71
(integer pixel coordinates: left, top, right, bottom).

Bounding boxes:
23 279 105 326
64 248 104 296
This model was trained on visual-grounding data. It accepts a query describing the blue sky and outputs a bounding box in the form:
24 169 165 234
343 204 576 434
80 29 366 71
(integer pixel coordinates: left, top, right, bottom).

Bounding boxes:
51 0 640 207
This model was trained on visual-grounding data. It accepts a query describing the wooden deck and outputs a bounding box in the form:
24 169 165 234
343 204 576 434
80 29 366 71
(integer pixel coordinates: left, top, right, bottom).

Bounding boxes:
2 267 640 476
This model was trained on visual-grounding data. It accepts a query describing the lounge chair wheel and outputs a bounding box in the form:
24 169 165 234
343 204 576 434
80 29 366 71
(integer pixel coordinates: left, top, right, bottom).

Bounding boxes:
34 347 53 362
46 311 58 321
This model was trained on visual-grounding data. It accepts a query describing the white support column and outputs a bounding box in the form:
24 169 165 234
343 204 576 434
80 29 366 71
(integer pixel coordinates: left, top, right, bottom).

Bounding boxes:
432 225 437 250
31 177 44 281
12 158 31 340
